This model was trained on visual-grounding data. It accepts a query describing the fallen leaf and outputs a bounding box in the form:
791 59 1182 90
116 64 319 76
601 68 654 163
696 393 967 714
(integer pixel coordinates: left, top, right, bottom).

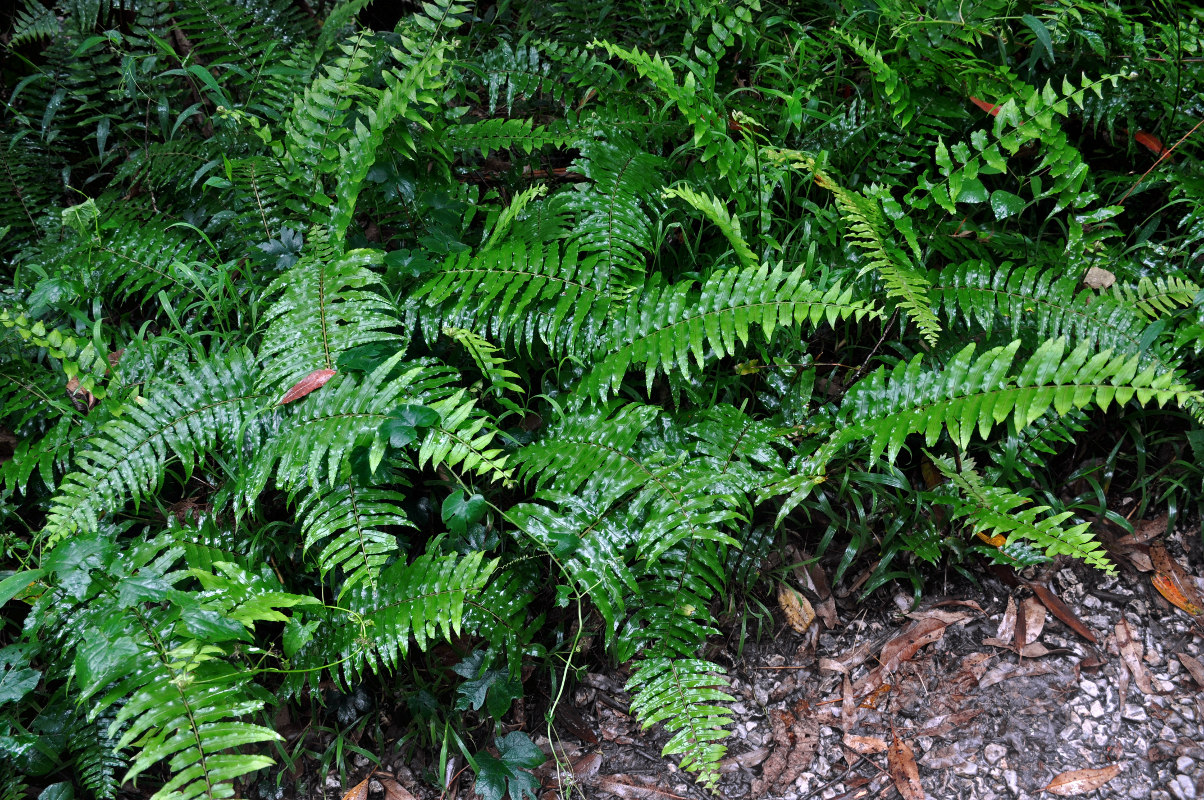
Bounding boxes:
1043 764 1123 795
1179 653 1204 688
1153 574 1204 616
1150 542 1204 615
979 661 1056 689
997 595 1017 641
752 706 820 794
718 747 770 772
340 778 369 800
778 583 816 633
1082 267 1115 289
1114 618 1155 694
1021 597 1046 645
880 617 950 673
378 776 416 800
906 609 972 626
917 709 984 738
888 733 926 800
1029 582 1097 643
844 734 888 754
280 368 337 404
596 776 682 799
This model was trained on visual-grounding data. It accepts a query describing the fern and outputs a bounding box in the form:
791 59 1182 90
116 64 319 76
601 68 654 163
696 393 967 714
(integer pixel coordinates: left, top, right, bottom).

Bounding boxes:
928 452 1108 569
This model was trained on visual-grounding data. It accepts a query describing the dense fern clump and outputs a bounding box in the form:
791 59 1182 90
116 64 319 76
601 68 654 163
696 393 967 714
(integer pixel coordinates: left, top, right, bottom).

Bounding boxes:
3 0 1204 796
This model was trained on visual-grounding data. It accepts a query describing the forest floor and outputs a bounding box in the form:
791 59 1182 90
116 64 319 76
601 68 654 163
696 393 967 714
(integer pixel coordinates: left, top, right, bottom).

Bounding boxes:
303 514 1204 800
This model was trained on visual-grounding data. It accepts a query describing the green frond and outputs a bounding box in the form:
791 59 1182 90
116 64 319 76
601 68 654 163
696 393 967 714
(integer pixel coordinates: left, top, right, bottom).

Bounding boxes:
627 658 733 789
445 117 571 160
286 546 496 688
256 232 400 391
1112 276 1200 320
662 184 758 270
296 480 413 597
413 241 612 355
42 351 270 547
813 168 939 344
442 326 524 400
929 452 1109 570
581 265 878 400
10 0 60 48
566 137 666 290
840 337 1202 462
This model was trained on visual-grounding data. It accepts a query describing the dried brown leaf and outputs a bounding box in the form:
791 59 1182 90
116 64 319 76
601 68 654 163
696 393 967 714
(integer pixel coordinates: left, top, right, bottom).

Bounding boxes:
1179 653 1204 688
1029 582 1097 643
1114 618 1155 694
718 747 770 773
596 776 681 799
880 617 949 673
778 583 816 633
997 595 1017 641
378 776 416 800
279 368 337 405
843 734 888 754
1083 267 1116 289
340 778 369 800
887 734 926 800
1043 764 1123 795
906 609 972 626
1150 542 1204 615
1021 597 1047 645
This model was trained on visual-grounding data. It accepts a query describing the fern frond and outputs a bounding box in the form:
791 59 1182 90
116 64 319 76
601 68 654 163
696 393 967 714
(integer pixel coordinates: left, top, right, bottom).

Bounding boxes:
42 351 270 546
662 184 758 271
287 546 496 687
413 241 612 356
627 658 733 789
840 337 1201 462
566 137 665 290
928 452 1108 570
812 168 939 344
581 265 878 400
1112 276 1199 320
256 232 400 391
296 480 413 597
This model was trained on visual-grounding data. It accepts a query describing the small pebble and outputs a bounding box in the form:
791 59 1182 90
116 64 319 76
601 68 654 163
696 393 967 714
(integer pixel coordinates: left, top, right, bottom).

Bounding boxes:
1090 701 1106 718
984 743 1007 765
1004 769 1019 794
1080 679 1101 698
1124 703 1150 722
1178 756 1196 774
1170 774 1197 800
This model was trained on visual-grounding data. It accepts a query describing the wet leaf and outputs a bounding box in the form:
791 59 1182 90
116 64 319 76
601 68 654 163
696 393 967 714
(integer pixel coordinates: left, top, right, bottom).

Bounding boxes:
970 96 1001 116
1082 267 1115 289
340 778 368 800
279 368 337 404
1043 764 1122 795
778 583 816 633
1133 130 1169 158
1029 582 1097 643
1114 618 1154 694
887 733 926 800
996 595 1017 641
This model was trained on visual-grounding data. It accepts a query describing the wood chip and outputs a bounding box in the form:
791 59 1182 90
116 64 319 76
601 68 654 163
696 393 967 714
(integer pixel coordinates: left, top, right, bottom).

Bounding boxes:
1043 764 1123 795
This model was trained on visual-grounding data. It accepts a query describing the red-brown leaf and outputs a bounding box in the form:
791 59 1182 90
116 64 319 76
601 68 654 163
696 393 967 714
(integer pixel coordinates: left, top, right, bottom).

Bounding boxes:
1134 130 1170 158
970 96 1001 116
280 369 337 405
1028 582 1097 643
887 733 926 800
1043 764 1122 795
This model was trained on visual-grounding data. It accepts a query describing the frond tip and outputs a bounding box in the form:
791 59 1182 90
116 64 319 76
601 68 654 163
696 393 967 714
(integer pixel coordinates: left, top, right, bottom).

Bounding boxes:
627 657 734 789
